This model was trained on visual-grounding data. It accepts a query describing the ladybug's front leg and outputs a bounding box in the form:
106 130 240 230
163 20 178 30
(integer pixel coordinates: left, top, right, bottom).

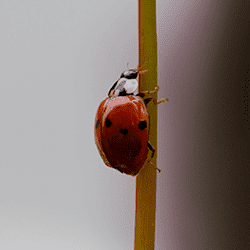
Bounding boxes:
142 85 160 95
153 97 169 105
137 85 169 105
137 85 160 97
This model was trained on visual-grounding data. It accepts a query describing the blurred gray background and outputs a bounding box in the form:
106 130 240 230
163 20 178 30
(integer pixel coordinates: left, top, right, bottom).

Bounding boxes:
0 0 250 249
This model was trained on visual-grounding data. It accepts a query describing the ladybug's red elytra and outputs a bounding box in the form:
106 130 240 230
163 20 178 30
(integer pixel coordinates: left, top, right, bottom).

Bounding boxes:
94 64 168 176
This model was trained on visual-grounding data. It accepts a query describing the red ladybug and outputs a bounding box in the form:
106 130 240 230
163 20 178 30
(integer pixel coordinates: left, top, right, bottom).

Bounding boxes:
94 64 168 176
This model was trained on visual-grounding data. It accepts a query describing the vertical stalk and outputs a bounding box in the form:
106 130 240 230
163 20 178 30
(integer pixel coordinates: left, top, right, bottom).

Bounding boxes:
134 0 157 249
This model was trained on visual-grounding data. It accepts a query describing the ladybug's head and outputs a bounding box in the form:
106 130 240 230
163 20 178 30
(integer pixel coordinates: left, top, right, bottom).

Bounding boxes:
120 62 148 79
108 62 148 97
120 69 138 79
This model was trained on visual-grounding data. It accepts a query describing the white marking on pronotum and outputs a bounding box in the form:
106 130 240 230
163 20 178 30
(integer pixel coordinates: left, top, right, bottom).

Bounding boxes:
114 78 138 96
124 79 138 94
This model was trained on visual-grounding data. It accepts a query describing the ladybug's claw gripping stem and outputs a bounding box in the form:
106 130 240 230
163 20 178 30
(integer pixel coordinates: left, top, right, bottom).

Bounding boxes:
142 85 160 96
147 141 161 172
153 85 160 93
153 97 169 105
149 161 161 173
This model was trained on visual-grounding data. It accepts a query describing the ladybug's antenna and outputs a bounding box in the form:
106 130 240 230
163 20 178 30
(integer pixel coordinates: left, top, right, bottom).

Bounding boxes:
127 62 130 69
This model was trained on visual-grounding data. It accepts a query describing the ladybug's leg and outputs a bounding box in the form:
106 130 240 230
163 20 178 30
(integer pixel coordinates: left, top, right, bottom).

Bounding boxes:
143 97 169 106
153 97 169 105
137 85 169 105
148 141 161 172
149 161 161 173
148 141 155 160
137 85 160 97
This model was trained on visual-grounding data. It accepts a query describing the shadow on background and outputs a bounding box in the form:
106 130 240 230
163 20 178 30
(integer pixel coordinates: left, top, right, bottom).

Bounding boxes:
157 1 250 249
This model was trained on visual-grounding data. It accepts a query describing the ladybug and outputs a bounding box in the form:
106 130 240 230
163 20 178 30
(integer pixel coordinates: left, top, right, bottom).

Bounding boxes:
94 64 168 176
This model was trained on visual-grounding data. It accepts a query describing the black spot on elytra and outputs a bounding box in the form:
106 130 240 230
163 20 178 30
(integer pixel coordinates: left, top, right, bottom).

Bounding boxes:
95 119 99 129
105 118 112 128
120 128 128 135
138 121 147 130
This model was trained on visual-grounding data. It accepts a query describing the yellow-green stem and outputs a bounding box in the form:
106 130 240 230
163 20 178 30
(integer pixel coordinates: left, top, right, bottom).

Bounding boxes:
134 0 157 249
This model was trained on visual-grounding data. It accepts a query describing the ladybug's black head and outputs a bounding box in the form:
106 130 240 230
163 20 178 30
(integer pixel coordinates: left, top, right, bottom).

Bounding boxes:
120 69 138 79
120 62 148 79
108 62 148 97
